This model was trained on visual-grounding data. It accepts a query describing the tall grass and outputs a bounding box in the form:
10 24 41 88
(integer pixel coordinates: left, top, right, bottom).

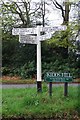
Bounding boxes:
2 84 80 119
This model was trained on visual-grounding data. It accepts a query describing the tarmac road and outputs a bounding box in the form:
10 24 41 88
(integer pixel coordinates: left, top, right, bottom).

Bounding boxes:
0 83 79 89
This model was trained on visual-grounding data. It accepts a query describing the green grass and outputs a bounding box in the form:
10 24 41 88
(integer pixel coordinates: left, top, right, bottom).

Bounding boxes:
1 84 80 119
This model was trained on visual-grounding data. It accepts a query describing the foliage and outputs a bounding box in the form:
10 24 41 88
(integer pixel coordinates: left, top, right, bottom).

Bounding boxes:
2 33 80 79
1 0 45 29
13 61 36 79
2 86 80 119
2 58 80 79
2 61 36 79
42 60 80 78
48 23 78 49
1 0 80 79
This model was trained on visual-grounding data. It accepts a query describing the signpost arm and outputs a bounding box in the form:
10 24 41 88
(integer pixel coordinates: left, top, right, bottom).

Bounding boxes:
37 26 42 92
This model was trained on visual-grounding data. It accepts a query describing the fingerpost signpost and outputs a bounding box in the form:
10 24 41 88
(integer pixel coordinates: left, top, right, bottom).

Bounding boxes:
12 25 67 93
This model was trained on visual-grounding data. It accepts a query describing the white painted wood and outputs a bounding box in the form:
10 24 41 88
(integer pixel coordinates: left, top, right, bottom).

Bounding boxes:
19 35 37 44
12 27 37 35
37 26 42 82
39 33 52 41
42 25 67 33
12 25 67 35
19 33 53 43
12 28 20 35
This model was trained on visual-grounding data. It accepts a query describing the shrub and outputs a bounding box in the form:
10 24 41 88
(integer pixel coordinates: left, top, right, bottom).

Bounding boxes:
2 67 11 75
2 59 79 79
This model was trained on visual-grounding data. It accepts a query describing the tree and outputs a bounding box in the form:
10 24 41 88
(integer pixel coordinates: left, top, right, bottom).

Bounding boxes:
47 0 78 57
2 0 79 79
1 0 42 30
49 0 70 25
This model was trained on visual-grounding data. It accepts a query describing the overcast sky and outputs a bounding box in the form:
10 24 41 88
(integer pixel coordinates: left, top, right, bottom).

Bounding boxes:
3 0 78 26
31 0 78 26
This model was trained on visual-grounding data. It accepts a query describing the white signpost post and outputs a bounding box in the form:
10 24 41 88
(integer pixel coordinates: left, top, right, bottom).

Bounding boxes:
12 25 67 92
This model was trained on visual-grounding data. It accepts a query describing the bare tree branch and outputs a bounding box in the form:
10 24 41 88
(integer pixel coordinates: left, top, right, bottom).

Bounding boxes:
50 0 65 21
51 0 61 9
13 2 27 25
29 6 40 15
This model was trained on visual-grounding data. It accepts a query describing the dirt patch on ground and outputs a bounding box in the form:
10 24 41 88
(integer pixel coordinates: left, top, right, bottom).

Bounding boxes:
1 76 36 84
2 76 21 80
2 115 80 120
2 111 80 120
0 76 80 84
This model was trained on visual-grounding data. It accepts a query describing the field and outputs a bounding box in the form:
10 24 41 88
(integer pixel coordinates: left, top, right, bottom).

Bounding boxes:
1 84 80 120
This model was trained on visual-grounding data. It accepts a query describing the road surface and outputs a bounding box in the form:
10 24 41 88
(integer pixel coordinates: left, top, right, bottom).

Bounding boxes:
0 83 79 89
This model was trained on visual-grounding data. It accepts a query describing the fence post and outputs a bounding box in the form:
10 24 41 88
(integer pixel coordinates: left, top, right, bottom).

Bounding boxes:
49 82 52 97
64 82 68 96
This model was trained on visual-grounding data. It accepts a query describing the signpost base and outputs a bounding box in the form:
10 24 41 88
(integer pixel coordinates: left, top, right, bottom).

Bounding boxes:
64 82 68 96
37 81 42 93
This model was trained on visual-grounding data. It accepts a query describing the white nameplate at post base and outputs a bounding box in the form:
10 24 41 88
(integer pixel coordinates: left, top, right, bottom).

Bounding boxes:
19 35 37 44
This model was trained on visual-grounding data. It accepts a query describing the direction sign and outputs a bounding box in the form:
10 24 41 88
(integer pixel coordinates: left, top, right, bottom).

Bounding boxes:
44 72 73 82
19 35 37 44
19 33 52 43
39 33 52 41
12 28 37 35
12 28 20 35
42 25 67 33
12 25 67 35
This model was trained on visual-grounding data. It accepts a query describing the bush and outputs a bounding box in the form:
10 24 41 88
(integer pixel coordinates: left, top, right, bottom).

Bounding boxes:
42 59 79 78
2 59 79 79
2 33 79 79
16 61 36 79
2 61 36 79
2 67 11 75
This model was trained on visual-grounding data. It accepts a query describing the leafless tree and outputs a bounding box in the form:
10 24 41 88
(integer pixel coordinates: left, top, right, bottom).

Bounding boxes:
1 0 41 28
49 0 72 25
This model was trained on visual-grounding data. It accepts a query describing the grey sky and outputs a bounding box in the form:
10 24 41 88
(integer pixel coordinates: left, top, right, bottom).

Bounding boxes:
2 0 78 26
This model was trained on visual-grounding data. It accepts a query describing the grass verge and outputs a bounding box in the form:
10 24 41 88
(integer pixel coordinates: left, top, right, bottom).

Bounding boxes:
1 84 80 119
